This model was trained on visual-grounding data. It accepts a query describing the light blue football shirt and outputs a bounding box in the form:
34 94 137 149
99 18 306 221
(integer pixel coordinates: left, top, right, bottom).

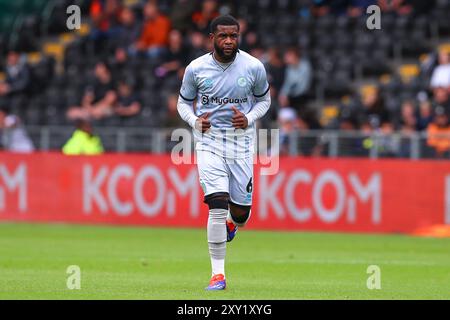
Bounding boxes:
179 50 270 159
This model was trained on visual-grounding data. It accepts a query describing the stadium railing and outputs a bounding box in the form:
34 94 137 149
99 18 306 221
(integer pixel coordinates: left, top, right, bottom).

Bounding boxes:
20 126 450 160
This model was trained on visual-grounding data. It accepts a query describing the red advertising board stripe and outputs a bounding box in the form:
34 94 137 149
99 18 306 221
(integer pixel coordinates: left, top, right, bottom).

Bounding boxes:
0 152 448 233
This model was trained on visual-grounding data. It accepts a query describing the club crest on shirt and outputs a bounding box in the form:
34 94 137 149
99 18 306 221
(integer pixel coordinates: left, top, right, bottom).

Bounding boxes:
204 78 213 88
237 77 247 88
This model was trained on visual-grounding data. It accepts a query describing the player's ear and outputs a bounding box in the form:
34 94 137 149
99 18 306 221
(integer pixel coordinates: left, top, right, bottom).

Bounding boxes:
209 33 214 41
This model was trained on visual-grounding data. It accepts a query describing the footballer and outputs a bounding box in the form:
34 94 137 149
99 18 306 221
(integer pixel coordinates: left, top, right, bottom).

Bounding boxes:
177 15 271 290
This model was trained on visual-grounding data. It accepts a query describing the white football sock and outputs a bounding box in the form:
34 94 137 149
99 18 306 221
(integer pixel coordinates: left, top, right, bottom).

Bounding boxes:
211 257 225 277
207 208 227 277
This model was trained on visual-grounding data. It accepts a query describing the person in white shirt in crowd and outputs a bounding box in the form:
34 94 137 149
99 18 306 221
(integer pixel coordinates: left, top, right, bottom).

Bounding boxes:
0 107 34 153
430 48 450 90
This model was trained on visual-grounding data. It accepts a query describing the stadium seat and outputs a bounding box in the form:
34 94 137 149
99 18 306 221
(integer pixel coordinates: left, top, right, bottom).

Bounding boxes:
24 97 44 125
399 64 420 83
295 18 312 33
64 88 82 106
136 107 157 127
335 15 350 30
333 30 352 52
315 15 335 33
96 116 122 127
320 104 339 127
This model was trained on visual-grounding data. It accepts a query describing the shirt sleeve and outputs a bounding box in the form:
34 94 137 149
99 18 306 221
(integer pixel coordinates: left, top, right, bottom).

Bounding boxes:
252 62 270 98
177 64 198 128
179 64 197 102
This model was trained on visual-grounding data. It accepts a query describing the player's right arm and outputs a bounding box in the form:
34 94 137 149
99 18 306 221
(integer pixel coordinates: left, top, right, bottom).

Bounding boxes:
177 64 210 133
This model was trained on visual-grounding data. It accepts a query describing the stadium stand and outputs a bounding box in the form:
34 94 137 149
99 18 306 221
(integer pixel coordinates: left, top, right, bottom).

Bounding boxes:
0 0 449 158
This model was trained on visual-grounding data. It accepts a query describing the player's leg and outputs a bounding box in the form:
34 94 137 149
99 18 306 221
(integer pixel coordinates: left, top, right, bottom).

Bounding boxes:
227 156 254 240
196 150 230 290
229 201 252 227
204 192 229 290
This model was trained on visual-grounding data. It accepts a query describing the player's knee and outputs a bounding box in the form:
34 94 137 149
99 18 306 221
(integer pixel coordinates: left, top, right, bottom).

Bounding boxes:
204 192 229 210
229 201 251 227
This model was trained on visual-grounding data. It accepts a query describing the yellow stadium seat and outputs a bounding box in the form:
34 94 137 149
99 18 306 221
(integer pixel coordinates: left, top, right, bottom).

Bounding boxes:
77 23 91 36
59 32 76 45
320 105 339 126
27 52 42 64
43 43 64 60
419 53 429 63
438 43 450 54
399 64 419 82
379 74 391 84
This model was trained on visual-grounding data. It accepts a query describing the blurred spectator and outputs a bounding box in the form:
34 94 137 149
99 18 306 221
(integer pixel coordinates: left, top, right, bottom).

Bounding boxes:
262 48 285 125
334 107 368 157
399 100 417 133
432 86 450 115
430 49 450 90
192 0 219 33
265 48 285 99
347 0 377 17
67 62 117 121
276 106 322 156
417 99 433 131
187 31 208 61
249 47 266 62
277 107 299 156
312 0 376 17
377 121 399 157
0 107 34 153
298 110 323 156
398 100 418 157
163 93 189 152
170 0 198 32
109 47 129 80
115 6 141 50
427 106 450 158
356 87 389 129
89 0 123 40
63 120 104 155
155 30 188 80
163 93 189 128
312 0 350 16
300 108 322 130
378 0 402 13
131 1 171 59
338 106 359 131
379 0 436 16
237 18 259 52
279 47 312 110
360 118 374 152
114 80 141 118
0 51 30 97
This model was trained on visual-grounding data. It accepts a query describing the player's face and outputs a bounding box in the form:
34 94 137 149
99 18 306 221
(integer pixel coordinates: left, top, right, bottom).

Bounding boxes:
211 25 239 62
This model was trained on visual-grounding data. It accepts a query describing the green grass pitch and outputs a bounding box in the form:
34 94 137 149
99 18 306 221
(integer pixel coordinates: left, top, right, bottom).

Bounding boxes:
0 223 449 299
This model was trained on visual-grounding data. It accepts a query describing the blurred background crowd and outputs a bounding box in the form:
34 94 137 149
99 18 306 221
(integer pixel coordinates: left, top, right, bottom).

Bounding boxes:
0 0 449 158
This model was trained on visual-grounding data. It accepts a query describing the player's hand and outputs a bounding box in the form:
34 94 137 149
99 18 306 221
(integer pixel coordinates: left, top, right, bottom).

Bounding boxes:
231 106 248 129
195 112 211 133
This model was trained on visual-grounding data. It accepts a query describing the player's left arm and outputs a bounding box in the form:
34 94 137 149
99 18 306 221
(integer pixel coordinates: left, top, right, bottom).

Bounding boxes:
245 62 271 126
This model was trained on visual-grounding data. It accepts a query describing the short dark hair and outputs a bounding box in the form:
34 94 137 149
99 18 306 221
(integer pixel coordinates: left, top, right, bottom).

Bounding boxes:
210 15 240 34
